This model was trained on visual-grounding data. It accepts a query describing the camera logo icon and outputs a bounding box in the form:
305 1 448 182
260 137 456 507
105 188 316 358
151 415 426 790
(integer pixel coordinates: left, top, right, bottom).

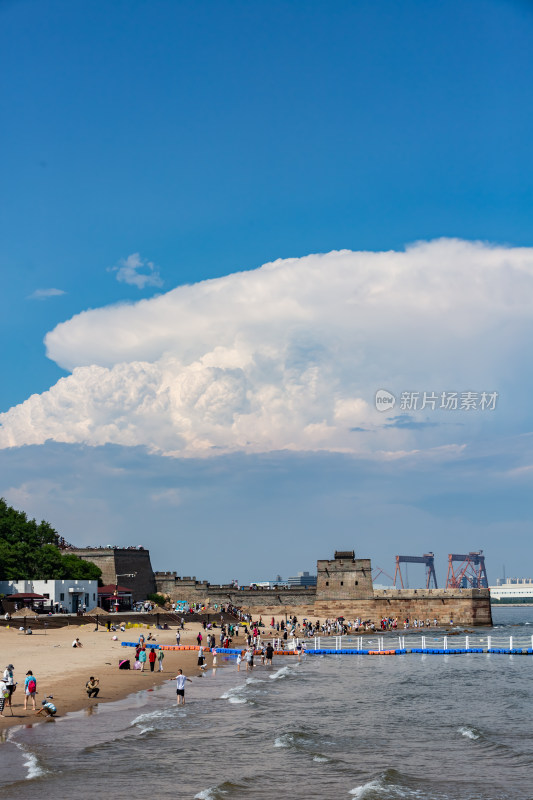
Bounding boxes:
375 389 396 412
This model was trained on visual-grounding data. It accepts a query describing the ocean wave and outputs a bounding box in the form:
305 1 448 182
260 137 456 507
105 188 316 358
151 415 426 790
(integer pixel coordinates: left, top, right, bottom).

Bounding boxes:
349 770 425 798
131 707 175 727
194 780 243 798
458 725 481 740
14 743 48 781
220 685 248 704
273 728 325 759
269 664 298 681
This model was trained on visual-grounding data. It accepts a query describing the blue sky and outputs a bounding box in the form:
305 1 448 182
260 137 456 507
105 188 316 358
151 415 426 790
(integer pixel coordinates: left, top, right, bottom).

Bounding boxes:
1 0 532 583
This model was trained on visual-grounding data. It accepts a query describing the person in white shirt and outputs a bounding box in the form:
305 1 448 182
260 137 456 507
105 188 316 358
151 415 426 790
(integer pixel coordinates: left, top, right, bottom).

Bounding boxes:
3 665 15 711
174 669 192 705
0 680 8 717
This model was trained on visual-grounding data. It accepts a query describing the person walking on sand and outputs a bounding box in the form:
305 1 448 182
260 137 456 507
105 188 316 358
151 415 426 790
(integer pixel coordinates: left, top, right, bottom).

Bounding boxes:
24 671 37 710
176 630 181 646
157 648 164 672
148 648 157 672
174 669 192 705
139 647 147 672
197 631 202 646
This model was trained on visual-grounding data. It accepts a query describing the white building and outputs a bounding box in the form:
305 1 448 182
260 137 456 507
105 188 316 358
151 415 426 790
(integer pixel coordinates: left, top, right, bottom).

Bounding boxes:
489 578 533 602
0 579 98 613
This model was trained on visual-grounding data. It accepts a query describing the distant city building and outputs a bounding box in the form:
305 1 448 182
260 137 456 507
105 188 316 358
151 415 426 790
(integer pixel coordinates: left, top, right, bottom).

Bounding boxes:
287 571 317 587
251 575 288 589
490 578 533 602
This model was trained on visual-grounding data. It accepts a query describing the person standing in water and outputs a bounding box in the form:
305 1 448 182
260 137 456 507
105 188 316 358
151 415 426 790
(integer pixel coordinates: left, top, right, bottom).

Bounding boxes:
174 669 192 705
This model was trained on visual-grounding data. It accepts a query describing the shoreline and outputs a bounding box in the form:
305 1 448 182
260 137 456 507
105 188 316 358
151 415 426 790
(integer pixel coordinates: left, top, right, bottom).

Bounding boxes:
0 623 230 733
0 612 506 733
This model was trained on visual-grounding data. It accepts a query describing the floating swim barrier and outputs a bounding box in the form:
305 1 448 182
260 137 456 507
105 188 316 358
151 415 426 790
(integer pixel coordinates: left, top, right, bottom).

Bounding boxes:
121 642 533 657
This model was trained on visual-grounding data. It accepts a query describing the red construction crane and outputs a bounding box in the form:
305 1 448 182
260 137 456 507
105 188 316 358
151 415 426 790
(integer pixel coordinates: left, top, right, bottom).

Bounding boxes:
393 553 438 589
446 551 488 589
372 566 396 585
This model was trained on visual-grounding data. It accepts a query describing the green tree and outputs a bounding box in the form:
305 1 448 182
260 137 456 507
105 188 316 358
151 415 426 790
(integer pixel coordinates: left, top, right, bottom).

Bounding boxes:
0 499 102 581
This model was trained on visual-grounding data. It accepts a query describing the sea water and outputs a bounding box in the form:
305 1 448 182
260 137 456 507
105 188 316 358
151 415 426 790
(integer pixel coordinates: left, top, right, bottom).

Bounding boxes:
0 606 531 800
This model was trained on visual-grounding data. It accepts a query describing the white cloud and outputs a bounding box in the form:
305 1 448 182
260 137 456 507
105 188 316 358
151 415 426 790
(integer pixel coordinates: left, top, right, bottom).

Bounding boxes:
28 288 66 300
1 239 532 457
109 253 163 289
150 488 184 506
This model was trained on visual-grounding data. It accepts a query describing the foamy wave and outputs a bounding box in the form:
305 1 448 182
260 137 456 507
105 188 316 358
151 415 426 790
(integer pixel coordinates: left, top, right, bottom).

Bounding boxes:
131 708 175 727
15 743 47 781
269 665 296 680
194 782 234 798
220 685 248 704
350 778 383 797
458 725 480 740
313 755 330 763
349 774 424 798
274 733 293 748
245 676 265 684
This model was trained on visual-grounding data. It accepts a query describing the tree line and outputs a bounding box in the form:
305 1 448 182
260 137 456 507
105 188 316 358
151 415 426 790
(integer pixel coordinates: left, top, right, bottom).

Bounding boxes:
0 498 101 581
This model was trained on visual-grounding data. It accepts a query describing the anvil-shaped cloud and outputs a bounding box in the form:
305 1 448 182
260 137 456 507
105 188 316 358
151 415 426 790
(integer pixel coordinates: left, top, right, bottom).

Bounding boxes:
1 239 532 457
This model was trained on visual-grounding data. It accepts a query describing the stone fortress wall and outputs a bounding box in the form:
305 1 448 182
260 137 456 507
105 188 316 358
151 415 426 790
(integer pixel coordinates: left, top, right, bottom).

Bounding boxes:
69 547 492 625
154 551 493 626
69 547 156 602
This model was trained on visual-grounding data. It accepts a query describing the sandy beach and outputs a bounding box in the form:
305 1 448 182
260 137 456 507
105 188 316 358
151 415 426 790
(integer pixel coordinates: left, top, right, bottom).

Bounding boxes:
0 620 237 730
0 612 431 730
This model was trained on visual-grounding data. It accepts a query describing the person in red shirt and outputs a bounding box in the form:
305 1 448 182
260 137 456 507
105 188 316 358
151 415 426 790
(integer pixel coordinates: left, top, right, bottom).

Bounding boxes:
148 648 157 672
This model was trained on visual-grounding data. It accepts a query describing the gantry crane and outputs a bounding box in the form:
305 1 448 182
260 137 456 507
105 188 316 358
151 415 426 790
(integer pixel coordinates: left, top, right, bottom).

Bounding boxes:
446 551 488 588
393 553 438 589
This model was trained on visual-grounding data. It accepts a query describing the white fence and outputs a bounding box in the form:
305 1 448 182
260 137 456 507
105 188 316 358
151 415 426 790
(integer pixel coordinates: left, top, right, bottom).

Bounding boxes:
305 634 533 651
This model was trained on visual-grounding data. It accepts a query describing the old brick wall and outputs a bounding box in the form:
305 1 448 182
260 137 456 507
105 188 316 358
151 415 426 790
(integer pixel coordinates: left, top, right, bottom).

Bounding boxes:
316 556 373 600
153 561 492 626
313 589 492 626
73 548 156 601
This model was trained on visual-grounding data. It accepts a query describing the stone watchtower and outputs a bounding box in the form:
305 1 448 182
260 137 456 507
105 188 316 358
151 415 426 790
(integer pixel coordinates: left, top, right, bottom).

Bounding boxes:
316 550 373 601
69 547 156 602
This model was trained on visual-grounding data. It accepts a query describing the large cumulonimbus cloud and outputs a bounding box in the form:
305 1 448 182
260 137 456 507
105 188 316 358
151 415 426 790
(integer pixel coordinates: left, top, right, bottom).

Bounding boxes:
1 239 532 457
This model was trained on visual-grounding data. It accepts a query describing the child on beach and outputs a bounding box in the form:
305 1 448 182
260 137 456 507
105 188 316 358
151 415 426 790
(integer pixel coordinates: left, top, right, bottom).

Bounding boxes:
24 671 37 710
36 699 56 717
